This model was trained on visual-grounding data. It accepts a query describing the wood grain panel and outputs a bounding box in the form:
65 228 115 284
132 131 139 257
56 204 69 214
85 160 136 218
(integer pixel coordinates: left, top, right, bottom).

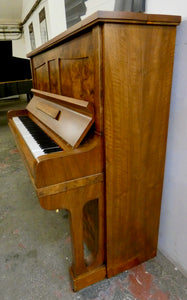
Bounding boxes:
59 57 94 101
48 59 60 94
35 63 49 91
103 23 177 277
58 31 94 102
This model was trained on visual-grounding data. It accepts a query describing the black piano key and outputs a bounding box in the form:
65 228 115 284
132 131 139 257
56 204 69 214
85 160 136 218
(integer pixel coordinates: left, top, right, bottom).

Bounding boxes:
44 147 62 154
19 116 62 153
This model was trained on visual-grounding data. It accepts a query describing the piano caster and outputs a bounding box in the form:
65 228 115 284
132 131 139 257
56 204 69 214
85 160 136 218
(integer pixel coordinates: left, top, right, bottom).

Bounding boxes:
56 209 60 213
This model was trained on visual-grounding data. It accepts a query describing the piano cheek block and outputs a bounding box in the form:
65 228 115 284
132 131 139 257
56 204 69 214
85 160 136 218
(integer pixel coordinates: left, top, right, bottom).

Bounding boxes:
34 135 104 188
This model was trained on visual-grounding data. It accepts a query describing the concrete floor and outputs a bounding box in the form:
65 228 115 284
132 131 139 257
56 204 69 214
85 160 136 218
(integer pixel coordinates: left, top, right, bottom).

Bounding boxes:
0 97 187 300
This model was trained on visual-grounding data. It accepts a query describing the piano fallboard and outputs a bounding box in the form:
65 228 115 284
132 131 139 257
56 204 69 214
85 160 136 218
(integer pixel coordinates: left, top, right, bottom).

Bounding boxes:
26 91 94 148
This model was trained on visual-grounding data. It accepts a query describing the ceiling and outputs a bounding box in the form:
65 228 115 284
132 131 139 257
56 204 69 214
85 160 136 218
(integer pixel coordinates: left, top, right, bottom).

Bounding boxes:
0 0 23 23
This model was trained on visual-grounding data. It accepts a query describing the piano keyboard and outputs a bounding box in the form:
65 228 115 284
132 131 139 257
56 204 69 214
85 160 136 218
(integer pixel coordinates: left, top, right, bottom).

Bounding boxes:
13 116 62 158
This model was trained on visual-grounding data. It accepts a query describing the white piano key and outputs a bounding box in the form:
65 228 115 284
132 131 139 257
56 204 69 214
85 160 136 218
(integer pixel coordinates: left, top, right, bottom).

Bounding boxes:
13 117 31 137
12 116 45 158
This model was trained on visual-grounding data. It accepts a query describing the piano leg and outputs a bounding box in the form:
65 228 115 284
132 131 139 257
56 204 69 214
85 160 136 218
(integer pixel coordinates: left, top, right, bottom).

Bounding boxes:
69 205 87 275
38 177 106 291
68 181 106 291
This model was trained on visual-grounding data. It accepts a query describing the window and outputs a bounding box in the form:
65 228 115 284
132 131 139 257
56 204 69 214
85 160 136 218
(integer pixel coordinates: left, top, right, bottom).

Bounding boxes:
65 0 87 28
39 8 48 44
114 0 145 12
29 23 36 50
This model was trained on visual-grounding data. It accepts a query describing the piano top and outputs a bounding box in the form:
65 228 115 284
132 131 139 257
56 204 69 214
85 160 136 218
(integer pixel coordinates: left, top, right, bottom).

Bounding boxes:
27 10 181 58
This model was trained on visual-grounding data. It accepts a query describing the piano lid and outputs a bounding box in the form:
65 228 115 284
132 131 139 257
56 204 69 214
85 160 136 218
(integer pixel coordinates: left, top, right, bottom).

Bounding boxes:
26 90 94 148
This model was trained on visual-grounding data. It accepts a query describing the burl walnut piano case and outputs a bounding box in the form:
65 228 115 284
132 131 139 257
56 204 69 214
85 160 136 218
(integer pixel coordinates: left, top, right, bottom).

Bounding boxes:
8 11 181 291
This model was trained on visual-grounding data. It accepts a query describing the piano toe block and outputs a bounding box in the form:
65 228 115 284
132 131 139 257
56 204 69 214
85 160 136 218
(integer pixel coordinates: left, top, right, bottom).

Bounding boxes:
69 265 106 291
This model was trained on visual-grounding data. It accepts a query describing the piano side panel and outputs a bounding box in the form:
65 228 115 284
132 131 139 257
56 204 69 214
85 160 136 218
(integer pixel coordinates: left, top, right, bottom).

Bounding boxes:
103 23 177 277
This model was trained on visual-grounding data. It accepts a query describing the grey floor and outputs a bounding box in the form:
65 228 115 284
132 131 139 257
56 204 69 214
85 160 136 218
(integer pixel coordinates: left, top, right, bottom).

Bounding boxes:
0 97 187 300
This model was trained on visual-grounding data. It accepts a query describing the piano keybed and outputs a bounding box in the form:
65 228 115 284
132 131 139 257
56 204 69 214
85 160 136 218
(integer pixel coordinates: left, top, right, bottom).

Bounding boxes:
13 116 62 158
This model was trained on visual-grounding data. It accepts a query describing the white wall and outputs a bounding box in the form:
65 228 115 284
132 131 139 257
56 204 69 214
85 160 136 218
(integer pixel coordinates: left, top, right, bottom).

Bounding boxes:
84 0 115 17
12 38 27 59
21 0 115 54
22 0 67 54
146 0 187 19
47 0 66 38
146 0 187 276
22 0 50 54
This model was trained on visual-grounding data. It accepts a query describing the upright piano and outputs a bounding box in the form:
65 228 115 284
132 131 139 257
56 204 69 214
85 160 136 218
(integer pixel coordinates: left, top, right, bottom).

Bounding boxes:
8 11 181 291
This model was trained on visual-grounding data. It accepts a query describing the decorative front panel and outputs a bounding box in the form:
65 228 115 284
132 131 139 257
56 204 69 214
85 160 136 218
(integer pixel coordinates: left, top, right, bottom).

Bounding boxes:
32 31 94 102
